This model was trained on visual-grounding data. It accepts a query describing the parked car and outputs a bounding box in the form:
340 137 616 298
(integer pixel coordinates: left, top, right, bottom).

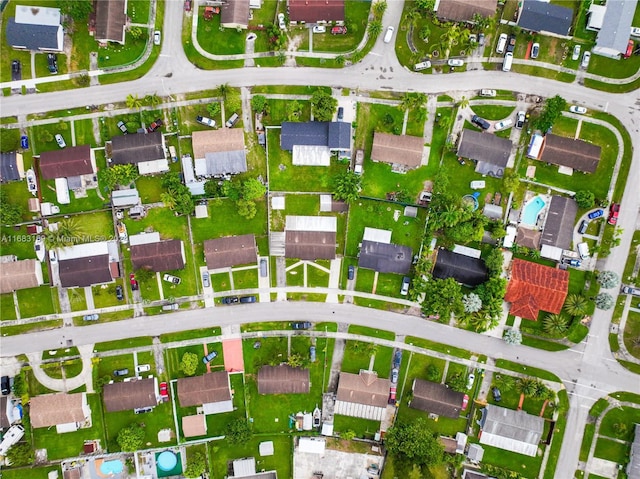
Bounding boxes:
312 25 325 34
480 89 496 97
572 44 581 61
632 27 640 37
20 135 29 149
608 203 620 225
11 60 21 80
260 258 268 277
115 285 124 300
578 220 588 234
400 276 410 296
624 39 635 59
222 296 239 304
462 394 469 410
393 350 402 369
581 51 591 68
184 0 192 11
163 274 181 284
337 107 344 121
1 376 10 395
196 115 216 127
292 321 312 330
515 111 526 129
391 368 399 384
492 387 502 402
134 407 153 414
147 118 163 132
588 209 604 220
113 368 129 377
136 364 150 373
563 258 582 267
496 33 508 54
55 134 66 148
239 295 256 303
414 61 431 71
494 119 513 131
569 105 587 114
466 373 475 390
162 303 179 311
347 265 355 280
83 314 99 321
478 33 485 46
331 26 347 35
506 34 516 53
471 115 490 130
202 271 210 287
117 120 128 134
129 273 139 291
622 286 640 296
388 386 397 404
383 26 395 43
278 13 286 30
47 53 58 74
447 58 464 67
153 30 161 45
159 381 169 400
226 112 239 128
531 42 540 59
202 351 218 364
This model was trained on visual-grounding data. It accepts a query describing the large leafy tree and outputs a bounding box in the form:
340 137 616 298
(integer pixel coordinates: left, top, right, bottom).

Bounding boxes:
226 418 252 444
184 452 207 478
59 0 93 20
311 90 338 122
250 95 267 113
333 171 361 203
242 178 266 201
574 190 595 209
419 277 463 321
161 172 194 216
0 190 23 225
6 443 34 466
180 352 199 376
102 164 139 190
534 95 567 133
385 418 444 469
117 423 145 452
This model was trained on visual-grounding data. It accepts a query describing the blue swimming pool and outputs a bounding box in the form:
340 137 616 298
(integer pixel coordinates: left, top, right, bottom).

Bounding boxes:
100 460 124 475
522 196 546 225
157 451 177 472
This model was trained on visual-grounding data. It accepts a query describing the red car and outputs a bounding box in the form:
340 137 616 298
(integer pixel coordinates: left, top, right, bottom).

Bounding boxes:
608 203 620 225
129 273 139 291
184 0 191 11
624 40 634 59
331 26 347 35
462 394 469 411
159 382 169 400
388 386 397 405
147 118 163 133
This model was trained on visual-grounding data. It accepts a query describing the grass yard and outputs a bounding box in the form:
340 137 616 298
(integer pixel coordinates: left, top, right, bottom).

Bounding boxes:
136 175 164 203
341 342 394 379
92 282 125 308
261 99 312 126
0 466 60 479
470 105 516 120
479 441 542 478
624 311 640 359
97 29 148 68
396 406 467 437
16 286 58 318
73 118 99 147
93 336 153 352
333 414 380 438
190 198 268 244
210 435 292 479
103 400 175 451
232 267 259 290
165 342 225 379
599 406 640 441
593 437 629 464
348 325 395 341
0 294 17 320
159 327 221 343
196 8 245 55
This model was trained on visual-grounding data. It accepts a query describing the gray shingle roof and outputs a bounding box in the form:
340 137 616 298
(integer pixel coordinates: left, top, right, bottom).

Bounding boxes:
39 145 93 180
410 379 465 418
110 132 165 164
480 405 544 457
458 129 512 168
177 372 231 407
285 231 337 260
436 0 497 23
103 378 157 412
517 0 573 35
0 152 20 182
288 0 344 23
6 18 61 50
540 134 601 173
281 121 350 151
358 240 412 274
130 240 185 272
540 195 578 250
221 0 250 27
433 249 488 287
204 234 257 269
595 0 636 56
197 151 247 176
94 0 127 43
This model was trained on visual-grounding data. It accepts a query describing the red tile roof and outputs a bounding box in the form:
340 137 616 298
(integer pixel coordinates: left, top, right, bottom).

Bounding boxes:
504 259 569 320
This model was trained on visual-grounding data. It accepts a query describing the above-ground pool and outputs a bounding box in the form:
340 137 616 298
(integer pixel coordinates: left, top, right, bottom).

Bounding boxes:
157 451 178 472
100 460 124 475
522 196 546 226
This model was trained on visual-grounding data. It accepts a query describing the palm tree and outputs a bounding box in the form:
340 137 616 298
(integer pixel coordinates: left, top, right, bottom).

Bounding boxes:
372 0 387 18
539 387 556 417
44 218 85 249
144 93 161 107
564 294 589 317
217 83 229 100
542 313 568 336
405 8 420 27
439 204 462 228
457 96 470 109
126 94 143 110
420 25 431 42
335 55 345 66
494 374 515 392
516 377 537 410
161 192 176 210
368 20 383 38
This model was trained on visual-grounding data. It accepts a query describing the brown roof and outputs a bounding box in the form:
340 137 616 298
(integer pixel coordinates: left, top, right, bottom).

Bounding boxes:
336 370 389 408
182 414 207 437
30 392 88 428
203 234 257 269
94 0 127 43
285 231 336 260
58 255 113 288
437 0 497 22
257 365 310 394
458 129 512 167
221 0 250 27
504 258 569 320
288 0 345 23
0 259 41 294
192 129 246 159
39 145 93 180
130 240 185 272
515 227 541 250
177 372 231 407
371 132 424 168
540 196 578 250
63 469 81 479
410 379 465 418
540 134 601 173
110 132 165 164
103 378 157 412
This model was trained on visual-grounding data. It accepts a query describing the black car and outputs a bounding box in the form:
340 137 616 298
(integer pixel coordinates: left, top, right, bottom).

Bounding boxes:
347 265 355 280
239 295 257 303
1 376 10 395
506 35 516 53
337 107 344 121
292 321 312 330
471 115 490 130
113 368 129 377
11 60 21 81
47 53 58 74
115 285 124 301
492 387 502 402
222 296 239 304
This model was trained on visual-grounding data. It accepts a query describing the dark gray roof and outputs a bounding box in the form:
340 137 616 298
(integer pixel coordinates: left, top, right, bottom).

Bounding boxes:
358 240 412 274
58 255 112 288
0 152 20 182
433 249 488 287
39 145 93 180
280 121 350 151
94 0 127 43
628 424 640 478
103 378 156 412
410 379 465 418
458 129 511 168
540 134 601 173
518 0 573 35
6 18 61 50
200 151 247 176
110 132 164 164
540 196 578 250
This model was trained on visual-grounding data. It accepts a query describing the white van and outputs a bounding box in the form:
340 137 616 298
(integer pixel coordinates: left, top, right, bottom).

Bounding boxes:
414 61 431 71
577 242 591 259
496 33 508 54
494 119 513 131
502 52 513 71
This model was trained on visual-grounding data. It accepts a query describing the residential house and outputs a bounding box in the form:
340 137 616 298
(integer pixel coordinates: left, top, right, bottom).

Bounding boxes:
334 370 388 421
457 129 512 178
515 226 541 250
358 240 412 274
0 396 22 431
6 5 64 51
93 0 128 44
504 258 569 320
203 234 257 270
192 129 247 177
287 0 344 23
111 188 140 207
0 259 43 294
409 379 465 418
592 0 637 58
232 456 277 479
539 134 601 174
432 248 488 287
103 378 157 412
56 241 120 288
29 392 91 433
129 232 185 272
182 414 207 438
39 145 97 198
0 152 23 182
280 121 351 166
284 216 337 260
177 371 233 414
540 196 578 250
370 132 424 172
109 132 168 175
257 365 310 394
435 0 497 23
462 470 488 479
221 0 250 28
479 405 544 457
517 0 573 37
628 424 640 479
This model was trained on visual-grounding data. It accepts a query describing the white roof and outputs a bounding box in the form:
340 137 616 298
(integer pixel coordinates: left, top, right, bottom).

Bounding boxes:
480 405 544 457
129 232 161 246
302 413 313 431
503 226 517 248
321 422 334 436
527 133 544 159
272 196 285 210
292 145 331 166
202 400 234 415
137 159 169 175
182 155 196 184
186 181 206 196
540 244 563 261
112 188 140 207
587 3 606 29
55 177 70 205
259 441 274 456
404 206 418 218
483 203 503 220
57 241 109 260
286 215 337 232
298 437 326 454
320 195 332 212
233 457 256 477
195 204 208 218
452 244 482 259
363 227 392 244
15 5 61 26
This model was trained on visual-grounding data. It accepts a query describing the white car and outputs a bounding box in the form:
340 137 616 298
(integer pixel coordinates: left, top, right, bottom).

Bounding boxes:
383 26 394 44
569 105 587 114
631 27 640 37
466 373 475 390
163 274 181 285
495 119 513 131
515 111 525 129
581 51 591 68
136 364 150 373
572 44 581 61
278 13 286 30
153 31 161 46
312 25 325 34
55 134 66 148
447 59 464 67
480 89 496 97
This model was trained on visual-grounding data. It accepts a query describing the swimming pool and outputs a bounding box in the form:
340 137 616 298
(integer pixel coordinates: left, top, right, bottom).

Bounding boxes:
522 196 546 226
157 451 177 472
100 460 124 475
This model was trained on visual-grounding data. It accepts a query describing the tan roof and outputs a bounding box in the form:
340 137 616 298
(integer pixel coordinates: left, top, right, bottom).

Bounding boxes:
177 372 231 407
94 0 127 43
203 234 257 269
258 365 310 394
192 129 245 159
371 132 424 168
437 0 497 22
30 393 87 428
540 134 601 173
336 370 389 408
0 259 41 294
182 414 207 437
103 378 157 412
285 231 336 260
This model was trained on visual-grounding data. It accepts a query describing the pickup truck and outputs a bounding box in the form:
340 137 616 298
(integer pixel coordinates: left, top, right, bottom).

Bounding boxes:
196 115 216 128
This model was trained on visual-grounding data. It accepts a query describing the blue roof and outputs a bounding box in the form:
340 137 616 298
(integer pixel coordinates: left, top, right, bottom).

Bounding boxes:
281 121 350 151
518 0 573 35
6 18 61 50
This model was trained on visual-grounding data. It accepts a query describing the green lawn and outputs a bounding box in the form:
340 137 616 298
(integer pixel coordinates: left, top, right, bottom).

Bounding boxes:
593 437 629 464
348 325 395 341
1 293 17 320
0 466 60 479
210 435 292 479
190 198 268 244
479 441 542 478
261 99 312 126
471 105 516 120
93 336 153 352
396 405 467 437
165 342 225 380
103 400 175 451
599 406 640 441
341 341 393 379
136 175 164 203
333 414 380 438
97 30 148 68
16 286 58 318
233 267 259 290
